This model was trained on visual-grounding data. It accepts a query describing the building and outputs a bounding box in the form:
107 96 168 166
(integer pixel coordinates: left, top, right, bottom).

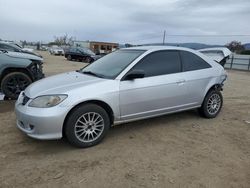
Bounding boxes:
73 40 119 54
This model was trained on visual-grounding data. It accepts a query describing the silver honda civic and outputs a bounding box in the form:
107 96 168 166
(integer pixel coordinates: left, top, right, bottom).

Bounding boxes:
15 46 227 148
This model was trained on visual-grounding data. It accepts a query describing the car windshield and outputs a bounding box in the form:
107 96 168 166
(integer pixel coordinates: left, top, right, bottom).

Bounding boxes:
78 48 95 55
80 49 145 79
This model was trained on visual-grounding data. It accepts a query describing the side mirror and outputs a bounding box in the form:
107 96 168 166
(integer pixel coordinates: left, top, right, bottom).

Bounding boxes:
124 69 145 80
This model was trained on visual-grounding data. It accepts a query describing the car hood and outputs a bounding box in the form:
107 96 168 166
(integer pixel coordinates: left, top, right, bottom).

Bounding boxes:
6 51 43 61
25 71 104 98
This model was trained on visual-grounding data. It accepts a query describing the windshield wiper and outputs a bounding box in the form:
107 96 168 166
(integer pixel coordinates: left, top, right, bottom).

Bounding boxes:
81 71 104 78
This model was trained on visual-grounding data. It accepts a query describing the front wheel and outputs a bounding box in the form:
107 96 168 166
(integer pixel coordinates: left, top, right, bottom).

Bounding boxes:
199 90 223 118
65 104 110 148
1 72 32 99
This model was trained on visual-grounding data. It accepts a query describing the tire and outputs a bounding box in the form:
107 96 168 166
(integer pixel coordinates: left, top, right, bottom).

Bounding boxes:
199 89 223 118
65 104 110 148
67 55 72 61
1 72 32 99
85 57 92 63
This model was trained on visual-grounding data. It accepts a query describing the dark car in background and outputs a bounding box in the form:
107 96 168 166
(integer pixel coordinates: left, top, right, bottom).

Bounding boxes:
0 51 44 99
64 47 99 63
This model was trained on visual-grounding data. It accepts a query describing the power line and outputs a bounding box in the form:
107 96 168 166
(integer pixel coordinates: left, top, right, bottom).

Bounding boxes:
123 35 162 43
165 34 250 37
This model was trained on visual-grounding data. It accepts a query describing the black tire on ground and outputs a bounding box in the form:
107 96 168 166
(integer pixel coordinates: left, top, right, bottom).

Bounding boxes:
1 72 32 99
85 57 92 63
198 89 223 118
67 55 72 61
65 104 110 148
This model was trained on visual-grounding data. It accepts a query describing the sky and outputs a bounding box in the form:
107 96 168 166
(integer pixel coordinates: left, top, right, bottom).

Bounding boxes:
0 0 250 45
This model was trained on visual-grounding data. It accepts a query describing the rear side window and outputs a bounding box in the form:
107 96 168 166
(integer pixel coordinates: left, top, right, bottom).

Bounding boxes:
180 51 211 71
132 50 181 77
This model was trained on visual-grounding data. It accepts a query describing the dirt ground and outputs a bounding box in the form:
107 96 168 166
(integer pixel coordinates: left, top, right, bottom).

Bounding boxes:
0 51 250 188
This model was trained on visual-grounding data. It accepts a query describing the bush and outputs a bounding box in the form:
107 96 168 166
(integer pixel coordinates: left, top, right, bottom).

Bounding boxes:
240 50 250 55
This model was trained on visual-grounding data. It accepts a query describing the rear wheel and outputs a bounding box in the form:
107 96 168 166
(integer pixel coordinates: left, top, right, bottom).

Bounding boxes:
65 104 110 148
1 72 32 99
199 90 223 118
67 55 72 61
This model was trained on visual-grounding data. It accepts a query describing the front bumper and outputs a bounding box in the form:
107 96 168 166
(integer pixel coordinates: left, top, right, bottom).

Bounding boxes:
15 94 70 140
54 51 64 55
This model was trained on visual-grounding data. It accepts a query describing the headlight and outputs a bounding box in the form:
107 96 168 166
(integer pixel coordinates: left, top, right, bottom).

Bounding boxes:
28 95 67 108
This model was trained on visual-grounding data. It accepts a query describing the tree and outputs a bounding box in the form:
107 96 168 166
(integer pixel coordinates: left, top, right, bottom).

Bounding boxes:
52 34 74 46
226 41 245 53
20 40 27 48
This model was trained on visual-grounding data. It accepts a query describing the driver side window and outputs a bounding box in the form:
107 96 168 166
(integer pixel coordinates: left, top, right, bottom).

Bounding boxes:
131 50 181 77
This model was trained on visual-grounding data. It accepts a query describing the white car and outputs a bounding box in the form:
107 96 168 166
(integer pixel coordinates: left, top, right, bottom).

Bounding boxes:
50 46 64 55
15 46 227 148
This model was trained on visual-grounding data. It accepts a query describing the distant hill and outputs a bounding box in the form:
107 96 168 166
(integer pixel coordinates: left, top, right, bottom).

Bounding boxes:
243 43 250 50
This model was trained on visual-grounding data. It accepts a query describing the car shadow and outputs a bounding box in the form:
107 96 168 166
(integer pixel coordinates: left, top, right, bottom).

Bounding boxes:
108 110 199 138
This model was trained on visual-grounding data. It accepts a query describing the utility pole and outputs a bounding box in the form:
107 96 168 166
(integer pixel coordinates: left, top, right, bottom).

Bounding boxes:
162 30 166 45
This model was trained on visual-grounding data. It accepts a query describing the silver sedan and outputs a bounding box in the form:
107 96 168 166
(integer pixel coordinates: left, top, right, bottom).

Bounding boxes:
15 46 227 148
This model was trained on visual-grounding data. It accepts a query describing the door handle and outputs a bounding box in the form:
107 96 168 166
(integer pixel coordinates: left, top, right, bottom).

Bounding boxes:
176 79 186 84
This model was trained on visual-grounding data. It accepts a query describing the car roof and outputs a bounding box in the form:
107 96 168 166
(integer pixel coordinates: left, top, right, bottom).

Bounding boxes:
122 45 196 52
120 45 219 67
121 46 197 54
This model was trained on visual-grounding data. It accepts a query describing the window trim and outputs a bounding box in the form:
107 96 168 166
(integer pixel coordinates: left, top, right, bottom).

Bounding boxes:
121 50 182 80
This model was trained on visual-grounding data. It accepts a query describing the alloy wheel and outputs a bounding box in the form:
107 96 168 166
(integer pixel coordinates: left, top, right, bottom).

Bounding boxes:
207 93 221 115
6 75 30 96
74 112 105 143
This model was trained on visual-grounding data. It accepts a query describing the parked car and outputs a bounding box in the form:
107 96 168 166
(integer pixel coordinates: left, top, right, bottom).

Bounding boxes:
64 47 99 63
49 46 64 55
199 47 232 67
15 46 227 148
40 46 48 51
0 41 42 58
0 51 44 99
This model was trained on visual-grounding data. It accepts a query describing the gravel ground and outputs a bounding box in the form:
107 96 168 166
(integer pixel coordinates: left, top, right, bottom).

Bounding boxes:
0 51 249 188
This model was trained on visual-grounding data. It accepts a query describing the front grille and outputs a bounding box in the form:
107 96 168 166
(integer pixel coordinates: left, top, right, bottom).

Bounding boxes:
22 94 30 105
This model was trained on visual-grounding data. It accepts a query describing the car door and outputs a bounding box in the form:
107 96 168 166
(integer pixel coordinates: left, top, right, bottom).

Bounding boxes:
179 50 213 105
119 50 188 121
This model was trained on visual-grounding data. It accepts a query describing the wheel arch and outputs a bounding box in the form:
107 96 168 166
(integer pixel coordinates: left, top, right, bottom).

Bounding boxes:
203 83 223 99
62 100 114 137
